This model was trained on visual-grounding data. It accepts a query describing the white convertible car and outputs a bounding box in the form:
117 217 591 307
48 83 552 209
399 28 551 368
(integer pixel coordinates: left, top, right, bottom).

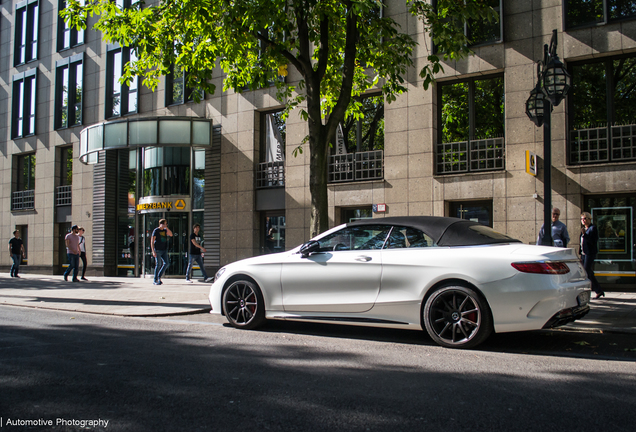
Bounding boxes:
209 216 591 348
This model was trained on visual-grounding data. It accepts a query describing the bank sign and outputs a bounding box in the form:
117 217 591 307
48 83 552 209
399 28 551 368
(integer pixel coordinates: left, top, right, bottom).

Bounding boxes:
136 197 190 213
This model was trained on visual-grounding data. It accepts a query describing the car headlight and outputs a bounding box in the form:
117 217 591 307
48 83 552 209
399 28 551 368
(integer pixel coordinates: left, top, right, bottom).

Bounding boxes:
214 267 226 282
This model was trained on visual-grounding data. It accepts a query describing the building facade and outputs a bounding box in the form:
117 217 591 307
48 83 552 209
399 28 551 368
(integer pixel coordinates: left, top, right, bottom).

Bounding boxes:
1 1 635 288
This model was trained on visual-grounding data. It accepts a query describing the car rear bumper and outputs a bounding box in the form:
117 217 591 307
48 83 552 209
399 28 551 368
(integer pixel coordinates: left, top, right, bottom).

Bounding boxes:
542 304 591 329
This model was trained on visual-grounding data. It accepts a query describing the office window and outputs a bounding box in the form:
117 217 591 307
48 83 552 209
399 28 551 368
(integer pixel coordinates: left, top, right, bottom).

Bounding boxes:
57 0 84 51
12 154 36 210
116 0 139 8
569 54 636 164
106 45 138 118
467 0 502 46
55 54 84 129
433 0 502 49
565 0 636 29
338 94 384 154
256 110 286 188
449 200 493 227
14 0 39 65
11 69 37 139
437 75 505 174
17 153 36 191
56 147 73 206
60 146 73 186
165 64 203 106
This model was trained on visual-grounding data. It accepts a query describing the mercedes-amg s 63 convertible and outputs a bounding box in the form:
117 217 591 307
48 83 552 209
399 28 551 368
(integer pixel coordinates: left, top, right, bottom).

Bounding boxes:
209 216 591 348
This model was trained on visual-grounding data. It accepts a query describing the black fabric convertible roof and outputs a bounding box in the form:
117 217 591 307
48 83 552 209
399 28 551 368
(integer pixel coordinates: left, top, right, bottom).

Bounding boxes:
347 216 521 246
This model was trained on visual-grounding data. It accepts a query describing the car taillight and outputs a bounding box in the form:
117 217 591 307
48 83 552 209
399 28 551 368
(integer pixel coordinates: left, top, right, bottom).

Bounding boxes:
511 262 570 274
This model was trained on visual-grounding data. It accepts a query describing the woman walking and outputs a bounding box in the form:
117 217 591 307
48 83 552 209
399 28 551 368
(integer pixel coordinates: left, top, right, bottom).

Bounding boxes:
580 212 604 299
78 227 88 281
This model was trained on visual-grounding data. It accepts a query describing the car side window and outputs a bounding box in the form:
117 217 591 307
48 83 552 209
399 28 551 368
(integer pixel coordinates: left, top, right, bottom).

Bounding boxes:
385 226 435 249
318 226 391 251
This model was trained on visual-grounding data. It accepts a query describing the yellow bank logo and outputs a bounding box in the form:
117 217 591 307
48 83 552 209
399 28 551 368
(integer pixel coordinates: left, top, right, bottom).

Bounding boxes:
175 199 186 210
136 201 173 211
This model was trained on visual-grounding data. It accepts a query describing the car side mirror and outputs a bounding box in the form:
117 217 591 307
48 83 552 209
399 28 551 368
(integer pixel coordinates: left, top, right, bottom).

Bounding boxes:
300 240 320 258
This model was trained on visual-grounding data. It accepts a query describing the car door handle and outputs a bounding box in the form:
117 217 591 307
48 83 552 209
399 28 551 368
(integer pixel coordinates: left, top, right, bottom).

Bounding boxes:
355 256 372 262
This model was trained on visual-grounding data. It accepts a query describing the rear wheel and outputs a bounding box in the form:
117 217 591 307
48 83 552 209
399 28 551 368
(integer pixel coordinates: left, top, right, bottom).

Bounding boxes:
223 279 265 330
423 285 492 349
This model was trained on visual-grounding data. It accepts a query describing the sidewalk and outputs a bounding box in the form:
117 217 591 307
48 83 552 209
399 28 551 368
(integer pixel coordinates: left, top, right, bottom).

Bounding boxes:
0 274 212 317
1 274 635 334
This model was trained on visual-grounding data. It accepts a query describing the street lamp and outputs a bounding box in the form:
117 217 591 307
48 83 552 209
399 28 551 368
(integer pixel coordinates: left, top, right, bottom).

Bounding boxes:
525 29 571 246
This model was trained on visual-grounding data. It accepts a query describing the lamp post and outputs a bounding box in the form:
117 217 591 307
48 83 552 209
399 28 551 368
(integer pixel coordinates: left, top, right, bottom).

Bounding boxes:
525 29 571 246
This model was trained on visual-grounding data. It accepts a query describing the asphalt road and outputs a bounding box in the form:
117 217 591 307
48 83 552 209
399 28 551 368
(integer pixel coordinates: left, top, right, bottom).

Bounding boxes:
1 305 635 431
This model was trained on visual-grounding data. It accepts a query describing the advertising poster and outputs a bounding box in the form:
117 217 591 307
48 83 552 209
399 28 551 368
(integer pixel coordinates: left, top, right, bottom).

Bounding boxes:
592 207 632 261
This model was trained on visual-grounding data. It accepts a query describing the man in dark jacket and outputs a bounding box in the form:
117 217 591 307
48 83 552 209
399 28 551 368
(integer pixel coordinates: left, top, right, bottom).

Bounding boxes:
8 230 25 278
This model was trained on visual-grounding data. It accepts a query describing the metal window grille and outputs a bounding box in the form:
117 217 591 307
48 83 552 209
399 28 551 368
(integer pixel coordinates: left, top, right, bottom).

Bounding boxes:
470 138 505 171
611 125 636 161
329 154 355 183
436 141 469 174
569 124 636 164
56 185 72 206
11 190 35 210
256 161 285 188
436 138 504 174
328 150 384 183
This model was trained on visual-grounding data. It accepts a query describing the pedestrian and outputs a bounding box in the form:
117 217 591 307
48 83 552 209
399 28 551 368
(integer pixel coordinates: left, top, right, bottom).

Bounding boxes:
64 225 81 282
151 218 173 285
78 227 88 281
537 207 570 247
185 224 213 283
8 230 25 278
580 212 605 299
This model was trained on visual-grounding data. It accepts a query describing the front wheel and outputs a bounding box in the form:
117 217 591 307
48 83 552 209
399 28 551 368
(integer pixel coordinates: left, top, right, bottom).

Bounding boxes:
223 279 265 330
423 285 492 349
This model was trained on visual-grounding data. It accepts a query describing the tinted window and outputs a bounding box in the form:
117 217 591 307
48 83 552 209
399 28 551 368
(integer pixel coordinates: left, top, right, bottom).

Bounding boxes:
318 226 391 251
468 225 515 240
385 226 435 249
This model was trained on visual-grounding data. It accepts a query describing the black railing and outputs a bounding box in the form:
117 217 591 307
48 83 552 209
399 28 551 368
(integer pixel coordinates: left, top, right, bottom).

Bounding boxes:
12 190 35 210
56 185 72 206
436 137 505 174
256 161 285 188
328 150 384 183
570 124 636 164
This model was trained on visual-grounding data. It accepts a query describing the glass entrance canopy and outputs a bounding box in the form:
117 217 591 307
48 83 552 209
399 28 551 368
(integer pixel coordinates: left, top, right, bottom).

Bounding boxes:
79 117 212 164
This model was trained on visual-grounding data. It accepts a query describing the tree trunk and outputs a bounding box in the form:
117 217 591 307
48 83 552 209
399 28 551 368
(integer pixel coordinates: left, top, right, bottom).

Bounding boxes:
306 93 330 238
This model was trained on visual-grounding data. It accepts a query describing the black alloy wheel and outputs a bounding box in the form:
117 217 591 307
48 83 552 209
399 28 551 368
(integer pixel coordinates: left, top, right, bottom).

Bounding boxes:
423 285 492 349
223 279 265 330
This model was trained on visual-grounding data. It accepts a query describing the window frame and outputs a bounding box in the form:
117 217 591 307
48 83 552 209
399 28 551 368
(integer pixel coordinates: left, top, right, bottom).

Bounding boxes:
432 0 503 51
57 0 84 52
567 53 636 165
106 44 139 119
564 0 636 31
11 68 38 139
14 0 39 66
55 53 84 130
436 74 505 175
16 153 36 192
165 64 202 106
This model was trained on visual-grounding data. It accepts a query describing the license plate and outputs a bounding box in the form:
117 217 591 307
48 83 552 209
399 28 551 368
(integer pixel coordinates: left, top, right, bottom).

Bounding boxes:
577 291 591 306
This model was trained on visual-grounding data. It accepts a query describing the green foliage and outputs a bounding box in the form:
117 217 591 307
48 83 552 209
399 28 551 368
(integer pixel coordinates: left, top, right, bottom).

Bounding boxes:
62 0 496 234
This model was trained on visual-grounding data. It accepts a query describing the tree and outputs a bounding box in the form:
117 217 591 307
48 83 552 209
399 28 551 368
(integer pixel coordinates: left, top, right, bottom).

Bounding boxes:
64 0 496 237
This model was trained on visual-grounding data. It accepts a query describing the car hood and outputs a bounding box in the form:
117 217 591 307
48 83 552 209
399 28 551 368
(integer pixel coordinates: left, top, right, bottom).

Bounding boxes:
225 250 294 268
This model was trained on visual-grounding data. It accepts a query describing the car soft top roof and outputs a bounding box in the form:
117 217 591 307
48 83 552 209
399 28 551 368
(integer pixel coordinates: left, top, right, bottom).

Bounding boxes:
346 216 521 246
